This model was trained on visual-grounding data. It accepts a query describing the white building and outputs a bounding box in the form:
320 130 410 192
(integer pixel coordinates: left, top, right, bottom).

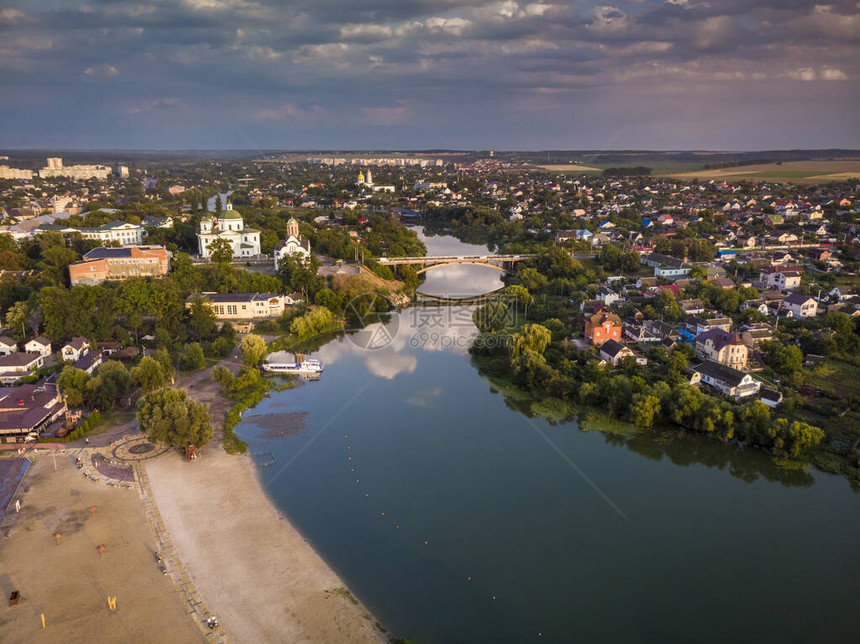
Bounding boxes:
38 157 111 180
0 336 18 356
274 217 311 268
783 293 818 318
79 220 143 246
24 336 52 358
197 202 261 259
0 166 34 180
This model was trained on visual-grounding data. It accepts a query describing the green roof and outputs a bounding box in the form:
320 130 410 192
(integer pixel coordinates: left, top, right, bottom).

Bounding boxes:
219 210 242 219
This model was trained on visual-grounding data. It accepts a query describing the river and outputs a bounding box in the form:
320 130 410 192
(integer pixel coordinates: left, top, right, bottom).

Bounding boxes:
235 229 859 643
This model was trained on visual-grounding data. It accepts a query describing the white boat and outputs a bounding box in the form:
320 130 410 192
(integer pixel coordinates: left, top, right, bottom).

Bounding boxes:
262 358 324 374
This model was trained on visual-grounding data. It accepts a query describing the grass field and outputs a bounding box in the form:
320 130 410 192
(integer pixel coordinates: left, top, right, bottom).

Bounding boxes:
536 164 603 173
803 359 860 400
660 160 860 184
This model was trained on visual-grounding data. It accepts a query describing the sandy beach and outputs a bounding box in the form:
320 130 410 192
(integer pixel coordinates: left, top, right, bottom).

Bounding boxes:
0 359 385 643
145 361 385 643
0 455 202 644
146 449 384 643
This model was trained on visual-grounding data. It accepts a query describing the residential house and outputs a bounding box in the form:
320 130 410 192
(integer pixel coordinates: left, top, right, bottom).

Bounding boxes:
783 292 818 318
0 382 66 442
740 323 774 349
599 339 647 367
709 277 736 290
760 388 783 407
62 337 90 363
595 287 621 306
0 352 44 384
0 336 17 356
585 310 622 347
187 293 291 321
74 350 103 375
695 329 748 369
24 336 51 358
762 267 802 291
739 299 767 317
641 252 691 278
643 320 680 342
692 360 761 399
689 317 733 335
680 299 705 315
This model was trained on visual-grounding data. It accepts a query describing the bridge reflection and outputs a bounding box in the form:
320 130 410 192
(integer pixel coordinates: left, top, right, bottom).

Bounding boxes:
412 287 507 306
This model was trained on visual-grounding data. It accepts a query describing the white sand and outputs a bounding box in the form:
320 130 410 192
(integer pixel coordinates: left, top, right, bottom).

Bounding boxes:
146 449 385 644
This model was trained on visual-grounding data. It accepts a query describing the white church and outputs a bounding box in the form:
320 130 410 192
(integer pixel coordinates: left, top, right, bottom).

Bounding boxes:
274 217 311 268
197 202 261 259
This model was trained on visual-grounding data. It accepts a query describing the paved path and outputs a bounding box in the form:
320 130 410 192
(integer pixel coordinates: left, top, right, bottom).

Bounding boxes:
135 463 230 643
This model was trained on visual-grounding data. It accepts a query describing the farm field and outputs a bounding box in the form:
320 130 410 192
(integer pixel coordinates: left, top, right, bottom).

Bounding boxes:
661 160 860 183
536 163 603 173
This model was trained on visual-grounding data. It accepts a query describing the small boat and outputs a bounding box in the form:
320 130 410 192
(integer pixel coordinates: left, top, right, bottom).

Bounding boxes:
262 358 324 375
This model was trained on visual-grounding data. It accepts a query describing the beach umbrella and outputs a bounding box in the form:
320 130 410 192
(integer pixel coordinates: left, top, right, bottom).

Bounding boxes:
96 544 107 557
52 532 62 545
88 505 97 518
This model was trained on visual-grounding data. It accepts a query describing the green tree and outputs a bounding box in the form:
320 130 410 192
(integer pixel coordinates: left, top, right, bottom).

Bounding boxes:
118 280 154 342
240 333 267 366
260 230 279 255
212 365 234 394
631 393 661 428
5 300 28 338
510 324 551 362
181 342 206 371
473 301 511 333
188 296 217 340
85 360 132 410
57 366 90 408
153 346 176 383
314 288 344 314
279 254 323 297
131 356 168 392
137 387 213 449
207 238 234 265
762 341 803 375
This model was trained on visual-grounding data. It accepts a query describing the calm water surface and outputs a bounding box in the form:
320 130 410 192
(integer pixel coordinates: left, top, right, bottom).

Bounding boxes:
236 231 859 643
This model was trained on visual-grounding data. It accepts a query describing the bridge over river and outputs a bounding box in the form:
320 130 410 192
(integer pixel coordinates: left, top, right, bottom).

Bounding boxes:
377 254 535 274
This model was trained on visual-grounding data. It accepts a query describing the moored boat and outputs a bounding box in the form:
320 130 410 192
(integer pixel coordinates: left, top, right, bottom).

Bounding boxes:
262 357 324 374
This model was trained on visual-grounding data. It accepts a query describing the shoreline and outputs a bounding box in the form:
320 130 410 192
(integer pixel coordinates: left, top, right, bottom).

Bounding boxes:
150 362 385 643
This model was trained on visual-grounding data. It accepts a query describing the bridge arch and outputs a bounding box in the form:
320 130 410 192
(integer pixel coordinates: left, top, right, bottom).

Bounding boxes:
414 260 511 275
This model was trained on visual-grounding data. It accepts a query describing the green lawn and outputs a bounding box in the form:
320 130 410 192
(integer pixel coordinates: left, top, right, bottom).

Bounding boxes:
803 360 860 400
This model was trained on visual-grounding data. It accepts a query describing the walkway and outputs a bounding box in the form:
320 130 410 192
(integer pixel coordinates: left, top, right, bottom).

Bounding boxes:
66 433 229 642
134 465 229 643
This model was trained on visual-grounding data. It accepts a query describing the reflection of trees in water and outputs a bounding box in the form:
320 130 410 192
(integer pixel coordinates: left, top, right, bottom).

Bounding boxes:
621 430 815 488
486 375 815 488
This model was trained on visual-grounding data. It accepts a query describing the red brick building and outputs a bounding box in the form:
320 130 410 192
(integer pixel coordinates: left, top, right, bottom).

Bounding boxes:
68 246 170 286
585 310 622 346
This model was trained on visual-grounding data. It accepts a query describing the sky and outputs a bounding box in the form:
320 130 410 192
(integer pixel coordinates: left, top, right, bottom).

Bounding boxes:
0 0 858 151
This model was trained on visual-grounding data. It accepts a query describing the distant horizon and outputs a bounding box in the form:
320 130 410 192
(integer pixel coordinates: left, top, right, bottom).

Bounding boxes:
3 148 860 155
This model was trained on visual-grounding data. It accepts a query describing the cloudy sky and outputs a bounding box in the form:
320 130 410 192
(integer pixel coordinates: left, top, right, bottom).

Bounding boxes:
0 0 858 150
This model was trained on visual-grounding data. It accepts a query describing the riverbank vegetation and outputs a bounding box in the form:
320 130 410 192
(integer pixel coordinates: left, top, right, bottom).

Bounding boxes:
468 272 859 485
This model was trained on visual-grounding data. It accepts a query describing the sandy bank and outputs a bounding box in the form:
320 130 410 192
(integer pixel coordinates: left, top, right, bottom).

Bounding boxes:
0 456 201 644
146 447 384 644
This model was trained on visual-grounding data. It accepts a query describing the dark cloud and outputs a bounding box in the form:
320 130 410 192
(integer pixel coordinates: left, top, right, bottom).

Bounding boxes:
0 0 857 148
